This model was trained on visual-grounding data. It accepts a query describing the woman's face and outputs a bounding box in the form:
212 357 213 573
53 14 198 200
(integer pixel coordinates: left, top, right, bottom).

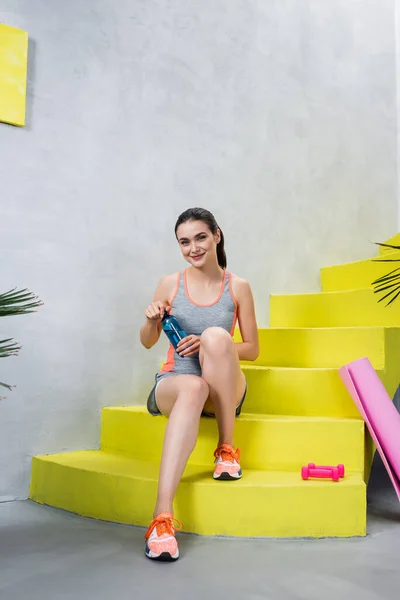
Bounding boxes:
176 220 220 268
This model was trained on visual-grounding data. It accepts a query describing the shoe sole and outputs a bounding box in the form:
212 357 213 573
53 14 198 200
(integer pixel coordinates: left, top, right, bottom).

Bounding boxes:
213 470 242 481
145 545 179 562
145 551 179 562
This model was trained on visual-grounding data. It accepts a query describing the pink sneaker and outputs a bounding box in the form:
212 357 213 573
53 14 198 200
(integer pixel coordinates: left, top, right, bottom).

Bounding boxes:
144 512 182 562
213 444 242 480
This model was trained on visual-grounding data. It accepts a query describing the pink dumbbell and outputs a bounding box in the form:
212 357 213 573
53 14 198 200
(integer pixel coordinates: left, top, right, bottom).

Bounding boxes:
301 466 340 482
308 463 345 478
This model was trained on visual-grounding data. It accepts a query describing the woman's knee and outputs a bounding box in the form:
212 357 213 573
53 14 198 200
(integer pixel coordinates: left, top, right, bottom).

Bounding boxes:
200 327 233 354
177 376 209 409
185 376 209 396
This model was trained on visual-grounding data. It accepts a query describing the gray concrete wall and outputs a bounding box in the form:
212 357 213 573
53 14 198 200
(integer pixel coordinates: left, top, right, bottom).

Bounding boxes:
0 0 397 498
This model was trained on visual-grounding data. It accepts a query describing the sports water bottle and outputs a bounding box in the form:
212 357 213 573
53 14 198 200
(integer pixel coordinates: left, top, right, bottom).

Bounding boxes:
161 310 187 350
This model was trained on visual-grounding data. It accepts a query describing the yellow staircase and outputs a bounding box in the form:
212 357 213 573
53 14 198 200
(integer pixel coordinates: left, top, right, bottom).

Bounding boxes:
30 236 400 538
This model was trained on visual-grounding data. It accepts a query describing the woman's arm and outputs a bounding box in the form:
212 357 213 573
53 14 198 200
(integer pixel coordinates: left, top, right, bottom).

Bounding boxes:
232 277 259 361
140 274 176 349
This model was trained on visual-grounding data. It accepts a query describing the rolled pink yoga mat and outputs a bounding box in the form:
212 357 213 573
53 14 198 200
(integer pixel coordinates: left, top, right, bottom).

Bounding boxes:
339 357 400 501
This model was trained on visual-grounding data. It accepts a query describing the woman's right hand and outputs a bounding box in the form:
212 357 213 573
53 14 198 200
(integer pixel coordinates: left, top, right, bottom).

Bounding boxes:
145 301 170 323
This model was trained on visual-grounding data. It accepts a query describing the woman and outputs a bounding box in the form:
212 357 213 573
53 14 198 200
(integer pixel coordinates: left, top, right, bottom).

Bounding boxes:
140 207 259 561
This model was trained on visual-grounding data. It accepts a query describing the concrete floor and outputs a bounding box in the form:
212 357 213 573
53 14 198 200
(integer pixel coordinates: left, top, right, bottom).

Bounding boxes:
1 455 399 600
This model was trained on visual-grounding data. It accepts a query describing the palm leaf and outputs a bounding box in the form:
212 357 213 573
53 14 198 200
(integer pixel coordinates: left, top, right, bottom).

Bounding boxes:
372 274 400 306
372 269 400 286
375 242 400 251
371 247 400 306
372 270 400 287
0 288 43 317
1 287 42 397
0 338 20 358
373 279 400 294
380 287 400 307
375 282 400 300
0 381 13 391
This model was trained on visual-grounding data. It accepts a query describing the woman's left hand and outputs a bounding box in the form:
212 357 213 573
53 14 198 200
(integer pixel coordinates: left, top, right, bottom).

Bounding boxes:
177 335 201 357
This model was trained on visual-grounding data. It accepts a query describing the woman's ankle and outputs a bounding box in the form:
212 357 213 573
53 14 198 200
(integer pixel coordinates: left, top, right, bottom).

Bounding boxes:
217 439 234 448
153 501 174 518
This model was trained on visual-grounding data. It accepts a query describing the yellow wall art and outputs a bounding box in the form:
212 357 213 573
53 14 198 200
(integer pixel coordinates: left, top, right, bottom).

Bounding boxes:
0 23 28 127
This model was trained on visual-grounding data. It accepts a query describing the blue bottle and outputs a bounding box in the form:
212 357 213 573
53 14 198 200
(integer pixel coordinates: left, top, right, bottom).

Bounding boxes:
161 311 187 350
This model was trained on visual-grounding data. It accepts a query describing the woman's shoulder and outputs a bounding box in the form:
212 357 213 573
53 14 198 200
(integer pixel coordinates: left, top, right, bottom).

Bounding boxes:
229 272 252 299
229 272 248 285
159 271 181 286
155 271 181 298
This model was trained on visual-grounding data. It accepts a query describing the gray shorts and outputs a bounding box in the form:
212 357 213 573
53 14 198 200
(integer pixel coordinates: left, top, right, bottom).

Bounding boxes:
146 372 247 418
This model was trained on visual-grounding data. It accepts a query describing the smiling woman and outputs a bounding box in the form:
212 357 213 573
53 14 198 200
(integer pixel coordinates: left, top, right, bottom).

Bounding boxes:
175 207 227 270
139 207 259 562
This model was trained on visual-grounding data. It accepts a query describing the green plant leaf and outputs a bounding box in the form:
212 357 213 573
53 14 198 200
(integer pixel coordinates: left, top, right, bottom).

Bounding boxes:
372 271 400 286
0 381 13 391
375 242 400 251
376 284 400 305
0 337 20 358
0 288 42 396
372 270 400 286
0 288 43 317
383 288 400 307
374 283 400 294
371 249 400 305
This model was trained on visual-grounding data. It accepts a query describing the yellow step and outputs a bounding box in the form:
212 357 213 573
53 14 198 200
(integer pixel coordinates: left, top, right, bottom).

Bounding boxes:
320 252 400 292
30 451 366 538
270 288 400 328
238 327 387 369
101 406 365 472
241 327 400 418
242 365 363 418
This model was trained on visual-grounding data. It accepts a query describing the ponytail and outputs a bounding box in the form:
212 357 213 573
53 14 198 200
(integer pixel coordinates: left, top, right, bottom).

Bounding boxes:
216 228 227 269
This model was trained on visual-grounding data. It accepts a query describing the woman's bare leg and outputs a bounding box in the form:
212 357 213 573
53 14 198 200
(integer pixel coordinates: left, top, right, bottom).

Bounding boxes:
200 327 246 447
153 375 209 515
